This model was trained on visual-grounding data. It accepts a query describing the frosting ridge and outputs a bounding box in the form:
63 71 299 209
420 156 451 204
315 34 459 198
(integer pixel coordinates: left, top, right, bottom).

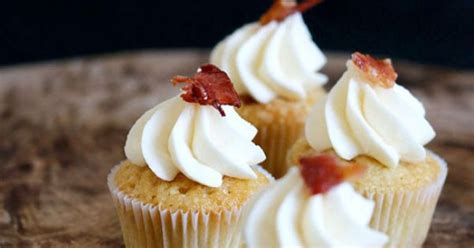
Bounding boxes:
242 167 388 247
305 60 435 167
125 96 266 187
211 13 327 103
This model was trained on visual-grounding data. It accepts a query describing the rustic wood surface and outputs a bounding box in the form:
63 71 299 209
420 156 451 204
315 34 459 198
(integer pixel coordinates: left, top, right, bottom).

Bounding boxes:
0 50 472 247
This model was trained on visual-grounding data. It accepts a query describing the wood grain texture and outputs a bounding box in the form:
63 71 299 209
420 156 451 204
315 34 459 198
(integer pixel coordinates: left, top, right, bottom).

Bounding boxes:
0 51 472 247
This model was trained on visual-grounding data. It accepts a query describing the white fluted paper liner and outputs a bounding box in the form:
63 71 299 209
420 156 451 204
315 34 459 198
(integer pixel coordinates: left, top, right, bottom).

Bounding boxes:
108 164 273 248
357 151 448 248
238 104 310 178
251 117 304 179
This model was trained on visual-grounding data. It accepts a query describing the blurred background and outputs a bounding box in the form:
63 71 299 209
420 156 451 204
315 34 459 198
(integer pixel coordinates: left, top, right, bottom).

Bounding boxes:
0 0 473 68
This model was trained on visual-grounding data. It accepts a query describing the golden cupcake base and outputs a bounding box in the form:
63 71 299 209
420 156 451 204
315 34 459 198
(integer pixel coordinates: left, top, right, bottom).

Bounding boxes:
356 151 447 247
108 161 272 248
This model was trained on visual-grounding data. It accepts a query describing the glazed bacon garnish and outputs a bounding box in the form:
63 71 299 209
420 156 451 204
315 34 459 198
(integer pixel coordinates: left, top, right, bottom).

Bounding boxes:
299 154 365 195
260 0 323 25
351 52 398 88
171 64 241 116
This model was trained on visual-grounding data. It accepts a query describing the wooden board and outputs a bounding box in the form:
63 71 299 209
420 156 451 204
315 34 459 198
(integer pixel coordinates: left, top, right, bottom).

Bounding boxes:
0 51 472 247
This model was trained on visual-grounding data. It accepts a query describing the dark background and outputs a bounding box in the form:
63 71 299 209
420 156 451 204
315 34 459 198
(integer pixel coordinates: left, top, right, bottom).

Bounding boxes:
0 0 473 68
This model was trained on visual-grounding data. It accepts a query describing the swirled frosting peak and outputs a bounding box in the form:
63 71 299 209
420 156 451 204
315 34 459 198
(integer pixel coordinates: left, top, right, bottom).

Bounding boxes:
210 12 327 103
242 159 388 248
305 53 435 168
124 65 265 187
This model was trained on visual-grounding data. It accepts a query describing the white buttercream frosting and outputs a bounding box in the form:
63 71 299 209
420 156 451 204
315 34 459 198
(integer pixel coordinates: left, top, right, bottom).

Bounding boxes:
124 96 266 187
210 13 327 103
242 167 388 247
305 61 435 168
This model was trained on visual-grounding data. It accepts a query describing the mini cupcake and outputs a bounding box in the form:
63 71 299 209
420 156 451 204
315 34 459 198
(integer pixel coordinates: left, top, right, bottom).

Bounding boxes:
210 0 327 178
287 52 448 247
108 64 272 248
241 154 388 247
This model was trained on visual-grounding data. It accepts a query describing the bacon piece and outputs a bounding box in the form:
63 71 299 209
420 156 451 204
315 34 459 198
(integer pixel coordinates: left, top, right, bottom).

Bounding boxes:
260 0 323 25
299 154 365 195
351 52 398 88
171 64 241 116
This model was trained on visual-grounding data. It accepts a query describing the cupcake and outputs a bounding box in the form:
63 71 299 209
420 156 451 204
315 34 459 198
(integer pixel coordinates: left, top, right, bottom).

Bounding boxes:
210 0 328 178
108 64 272 248
287 52 448 247
241 154 388 247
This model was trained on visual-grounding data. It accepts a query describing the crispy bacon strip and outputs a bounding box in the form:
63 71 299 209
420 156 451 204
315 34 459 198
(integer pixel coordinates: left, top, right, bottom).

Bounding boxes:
171 64 241 116
299 154 365 195
352 52 398 88
260 0 323 25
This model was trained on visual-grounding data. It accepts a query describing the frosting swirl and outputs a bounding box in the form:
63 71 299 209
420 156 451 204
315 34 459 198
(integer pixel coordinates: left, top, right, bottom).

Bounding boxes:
124 96 266 187
305 60 435 168
210 13 327 103
242 167 388 247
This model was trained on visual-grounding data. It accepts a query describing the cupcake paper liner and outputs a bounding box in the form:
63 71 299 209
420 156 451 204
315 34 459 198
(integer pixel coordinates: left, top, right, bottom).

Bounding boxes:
237 90 325 179
108 164 273 248
357 151 448 248
250 116 303 178
238 103 314 178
